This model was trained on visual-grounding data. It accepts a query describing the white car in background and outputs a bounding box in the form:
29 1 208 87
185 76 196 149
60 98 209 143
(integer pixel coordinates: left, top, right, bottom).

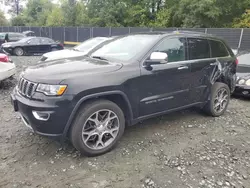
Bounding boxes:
39 37 114 62
0 53 16 82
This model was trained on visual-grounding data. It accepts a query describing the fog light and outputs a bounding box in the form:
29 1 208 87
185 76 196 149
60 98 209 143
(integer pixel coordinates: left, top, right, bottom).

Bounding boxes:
32 111 50 121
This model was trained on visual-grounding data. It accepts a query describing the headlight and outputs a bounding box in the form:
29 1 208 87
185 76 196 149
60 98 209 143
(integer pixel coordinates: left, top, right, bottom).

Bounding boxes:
238 79 245 85
3 44 10 48
36 84 67 96
246 79 250 86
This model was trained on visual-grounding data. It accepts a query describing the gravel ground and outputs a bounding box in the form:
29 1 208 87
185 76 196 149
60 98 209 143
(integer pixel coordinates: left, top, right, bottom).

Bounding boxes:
1 56 250 188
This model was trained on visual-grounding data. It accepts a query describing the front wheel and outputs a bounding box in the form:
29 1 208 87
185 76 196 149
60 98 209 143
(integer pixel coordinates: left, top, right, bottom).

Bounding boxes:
70 100 125 157
204 82 230 117
13 47 24 56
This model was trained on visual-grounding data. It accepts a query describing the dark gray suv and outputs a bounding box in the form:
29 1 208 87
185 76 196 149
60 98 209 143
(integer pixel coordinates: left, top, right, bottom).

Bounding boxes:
11 31 237 156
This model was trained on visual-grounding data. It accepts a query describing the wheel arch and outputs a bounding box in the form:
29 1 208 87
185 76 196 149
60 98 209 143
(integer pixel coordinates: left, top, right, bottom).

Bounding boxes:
61 90 133 143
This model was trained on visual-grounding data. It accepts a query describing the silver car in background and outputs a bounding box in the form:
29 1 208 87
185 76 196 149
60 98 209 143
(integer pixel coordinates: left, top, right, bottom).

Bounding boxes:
39 37 114 62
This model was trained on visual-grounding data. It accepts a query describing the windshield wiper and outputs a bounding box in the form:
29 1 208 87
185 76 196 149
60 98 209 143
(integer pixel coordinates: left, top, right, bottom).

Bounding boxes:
91 56 108 61
72 48 80 51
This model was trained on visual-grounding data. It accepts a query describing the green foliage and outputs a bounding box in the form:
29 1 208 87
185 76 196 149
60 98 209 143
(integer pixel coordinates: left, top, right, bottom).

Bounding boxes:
173 0 249 27
0 10 8 26
232 10 250 28
11 15 26 26
23 0 54 26
7 0 250 28
46 6 64 26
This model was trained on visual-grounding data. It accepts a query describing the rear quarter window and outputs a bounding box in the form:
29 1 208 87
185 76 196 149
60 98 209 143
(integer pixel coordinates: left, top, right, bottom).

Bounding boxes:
209 40 229 58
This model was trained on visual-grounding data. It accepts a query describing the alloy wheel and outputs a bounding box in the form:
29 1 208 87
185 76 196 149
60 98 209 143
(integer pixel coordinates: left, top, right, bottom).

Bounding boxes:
81 109 120 150
213 88 229 113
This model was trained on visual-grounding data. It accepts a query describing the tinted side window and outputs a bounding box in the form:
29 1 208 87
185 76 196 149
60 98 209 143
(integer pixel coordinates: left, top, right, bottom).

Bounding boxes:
209 40 229 58
41 38 54 44
187 38 210 60
28 38 40 44
153 37 186 62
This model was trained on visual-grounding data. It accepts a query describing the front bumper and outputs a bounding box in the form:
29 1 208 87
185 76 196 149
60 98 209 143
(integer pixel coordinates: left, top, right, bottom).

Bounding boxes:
2 47 12 54
11 87 74 138
233 85 250 97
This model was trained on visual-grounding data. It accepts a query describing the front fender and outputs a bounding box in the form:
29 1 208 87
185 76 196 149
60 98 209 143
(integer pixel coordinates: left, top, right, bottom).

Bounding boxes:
60 90 133 143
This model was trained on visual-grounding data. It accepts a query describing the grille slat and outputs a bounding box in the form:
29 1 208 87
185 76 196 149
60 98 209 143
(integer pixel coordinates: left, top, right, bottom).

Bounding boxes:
17 77 37 98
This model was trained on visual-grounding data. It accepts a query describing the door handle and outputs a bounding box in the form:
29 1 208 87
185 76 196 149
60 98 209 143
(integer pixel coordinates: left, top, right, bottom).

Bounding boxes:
178 66 188 70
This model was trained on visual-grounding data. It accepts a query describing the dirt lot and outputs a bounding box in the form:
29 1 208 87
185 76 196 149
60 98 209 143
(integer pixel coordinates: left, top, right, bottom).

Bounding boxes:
1 56 250 188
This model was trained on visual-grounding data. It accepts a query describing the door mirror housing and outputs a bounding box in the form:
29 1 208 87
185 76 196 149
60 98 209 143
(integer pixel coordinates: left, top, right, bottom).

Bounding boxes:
144 52 168 67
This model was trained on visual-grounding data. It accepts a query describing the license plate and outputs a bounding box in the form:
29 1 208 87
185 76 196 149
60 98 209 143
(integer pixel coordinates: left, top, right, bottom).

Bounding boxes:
10 94 18 112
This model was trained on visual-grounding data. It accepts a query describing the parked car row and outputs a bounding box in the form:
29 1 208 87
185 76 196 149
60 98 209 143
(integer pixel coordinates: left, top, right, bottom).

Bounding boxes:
0 30 249 157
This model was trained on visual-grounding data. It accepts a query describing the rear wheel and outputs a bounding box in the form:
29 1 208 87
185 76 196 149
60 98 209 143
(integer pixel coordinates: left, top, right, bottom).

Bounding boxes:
204 82 230 117
14 47 24 56
70 100 125 157
51 48 58 51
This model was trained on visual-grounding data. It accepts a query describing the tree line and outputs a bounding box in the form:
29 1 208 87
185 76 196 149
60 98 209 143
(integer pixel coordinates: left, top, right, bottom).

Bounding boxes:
0 0 250 28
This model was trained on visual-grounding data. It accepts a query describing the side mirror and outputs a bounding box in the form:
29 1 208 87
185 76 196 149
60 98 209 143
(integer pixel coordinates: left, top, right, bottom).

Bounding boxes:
144 52 168 67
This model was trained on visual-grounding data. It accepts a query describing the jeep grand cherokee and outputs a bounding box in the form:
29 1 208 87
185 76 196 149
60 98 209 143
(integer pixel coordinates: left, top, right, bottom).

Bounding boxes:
11 31 237 156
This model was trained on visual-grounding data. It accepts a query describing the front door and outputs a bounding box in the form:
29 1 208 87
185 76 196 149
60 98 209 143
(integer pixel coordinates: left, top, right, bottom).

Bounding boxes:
139 37 192 117
25 38 41 54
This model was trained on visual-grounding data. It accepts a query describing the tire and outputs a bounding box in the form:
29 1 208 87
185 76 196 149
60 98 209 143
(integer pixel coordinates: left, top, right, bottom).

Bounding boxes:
14 47 24 56
70 99 125 157
204 82 230 117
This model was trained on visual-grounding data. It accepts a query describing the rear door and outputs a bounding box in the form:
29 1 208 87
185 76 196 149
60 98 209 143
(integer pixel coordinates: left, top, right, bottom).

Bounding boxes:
209 39 236 91
187 37 217 103
40 38 53 53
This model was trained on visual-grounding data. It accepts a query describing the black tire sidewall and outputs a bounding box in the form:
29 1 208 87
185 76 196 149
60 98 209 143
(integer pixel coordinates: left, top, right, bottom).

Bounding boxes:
14 47 24 56
70 100 125 157
208 82 230 117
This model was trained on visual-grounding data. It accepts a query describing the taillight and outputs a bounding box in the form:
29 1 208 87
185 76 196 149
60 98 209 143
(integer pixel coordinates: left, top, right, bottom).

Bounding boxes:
59 43 64 48
0 55 9 63
235 58 239 65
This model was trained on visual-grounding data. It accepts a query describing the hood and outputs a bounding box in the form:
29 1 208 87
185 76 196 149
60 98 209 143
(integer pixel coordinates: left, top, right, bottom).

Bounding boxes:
43 49 86 61
237 64 250 79
2 41 23 47
23 57 122 84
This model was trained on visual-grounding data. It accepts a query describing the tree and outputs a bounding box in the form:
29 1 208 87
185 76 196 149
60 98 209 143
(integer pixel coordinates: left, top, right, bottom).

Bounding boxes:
232 9 250 28
172 0 249 27
23 0 54 26
46 6 64 26
5 0 26 16
74 2 89 26
0 10 8 26
11 15 26 26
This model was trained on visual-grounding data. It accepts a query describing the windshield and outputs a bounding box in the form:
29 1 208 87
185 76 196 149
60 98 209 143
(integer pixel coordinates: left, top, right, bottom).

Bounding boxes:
74 38 109 52
91 35 160 61
238 53 250 65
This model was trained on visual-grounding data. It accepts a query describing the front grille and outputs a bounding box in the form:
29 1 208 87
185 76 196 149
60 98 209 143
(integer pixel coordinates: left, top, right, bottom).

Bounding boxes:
18 77 37 98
